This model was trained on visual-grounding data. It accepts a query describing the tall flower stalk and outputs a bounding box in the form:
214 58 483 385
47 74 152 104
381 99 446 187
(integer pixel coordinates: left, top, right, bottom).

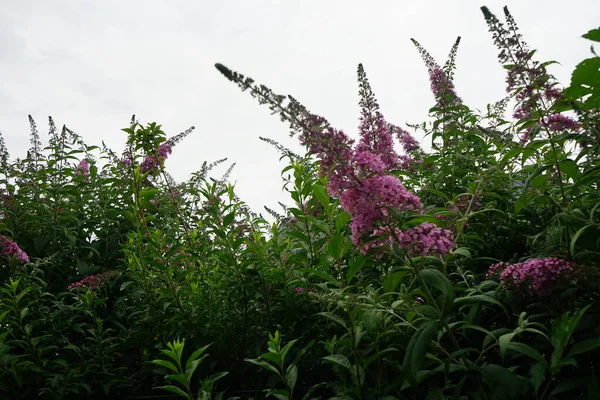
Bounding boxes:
481 6 578 205
216 62 454 257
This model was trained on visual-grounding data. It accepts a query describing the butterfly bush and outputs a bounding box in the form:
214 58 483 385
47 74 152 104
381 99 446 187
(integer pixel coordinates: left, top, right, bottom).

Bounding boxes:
74 159 90 178
412 37 462 109
67 271 114 291
487 257 576 296
297 65 453 256
398 222 455 257
0 235 29 263
141 141 173 173
392 124 425 171
482 7 580 143
428 66 462 108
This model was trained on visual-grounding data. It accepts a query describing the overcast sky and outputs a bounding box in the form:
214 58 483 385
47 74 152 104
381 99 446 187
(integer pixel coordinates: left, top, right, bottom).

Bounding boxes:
1 0 598 215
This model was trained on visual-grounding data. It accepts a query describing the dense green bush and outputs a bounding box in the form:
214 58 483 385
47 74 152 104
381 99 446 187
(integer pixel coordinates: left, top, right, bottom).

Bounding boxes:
1 6 599 400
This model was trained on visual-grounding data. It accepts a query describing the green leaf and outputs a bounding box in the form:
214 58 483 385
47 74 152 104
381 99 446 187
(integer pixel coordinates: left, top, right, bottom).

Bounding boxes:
514 192 529 215
423 189 449 201
364 348 399 368
265 389 291 400
155 385 191 399
286 364 298 392
451 247 472 258
498 332 518 357
335 211 351 233
550 376 590 397
120 281 135 291
363 309 382 333
301 383 326 400
506 342 546 364
165 373 188 387
383 270 407 293
151 359 179 373
570 225 592 255
327 232 346 260
530 362 546 393
524 163 552 192
259 352 282 365
559 159 579 181
245 358 281 376
453 294 504 309
346 256 367 284
405 215 441 226
186 344 211 370
403 320 437 381
317 312 347 329
468 208 507 219
294 339 315 365
419 268 454 314
322 354 352 372
223 212 236 227
480 364 526 400
583 27 600 42
185 359 201 384
312 184 331 213
566 338 600 358
565 57 600 102
299 268 338 285
280 338 298 362
501 147 523 166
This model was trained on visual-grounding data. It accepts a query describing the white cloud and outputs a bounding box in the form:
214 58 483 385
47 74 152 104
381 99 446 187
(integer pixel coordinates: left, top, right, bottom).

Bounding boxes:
1 0 598 214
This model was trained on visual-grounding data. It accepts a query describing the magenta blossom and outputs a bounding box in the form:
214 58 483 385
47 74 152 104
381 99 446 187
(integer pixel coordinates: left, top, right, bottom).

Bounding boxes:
393 125 422 154
296 65 433 251
428 66 462 107
74 159 90 178
488 258 576 296
543 114 580 133
141 142 174 173
340 175 422 245
360 222 454 258
0 235 29 263
398 222 454 257
67 271 114 291
355 110 399 172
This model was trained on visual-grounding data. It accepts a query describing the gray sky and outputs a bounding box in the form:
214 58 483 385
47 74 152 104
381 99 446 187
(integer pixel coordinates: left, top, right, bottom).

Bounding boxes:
1 0 598 215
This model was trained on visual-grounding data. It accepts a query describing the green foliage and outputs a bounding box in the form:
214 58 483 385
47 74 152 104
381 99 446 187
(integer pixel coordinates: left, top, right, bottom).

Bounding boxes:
246 331 316 400
0 5 599 400
152 339 232 400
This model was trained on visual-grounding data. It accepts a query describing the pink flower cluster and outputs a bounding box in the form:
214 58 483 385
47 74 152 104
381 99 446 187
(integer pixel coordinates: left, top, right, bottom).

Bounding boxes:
67 271 113 291
428 66 462 108
0 235 29 263
74 159 90 179
454 194 481 213
393 124 424 171
398 223 454 257
506 63 580 144
340 175 422 245
543 114 580 133
487 257 576 296
141 142 173 173
296 67 454 256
